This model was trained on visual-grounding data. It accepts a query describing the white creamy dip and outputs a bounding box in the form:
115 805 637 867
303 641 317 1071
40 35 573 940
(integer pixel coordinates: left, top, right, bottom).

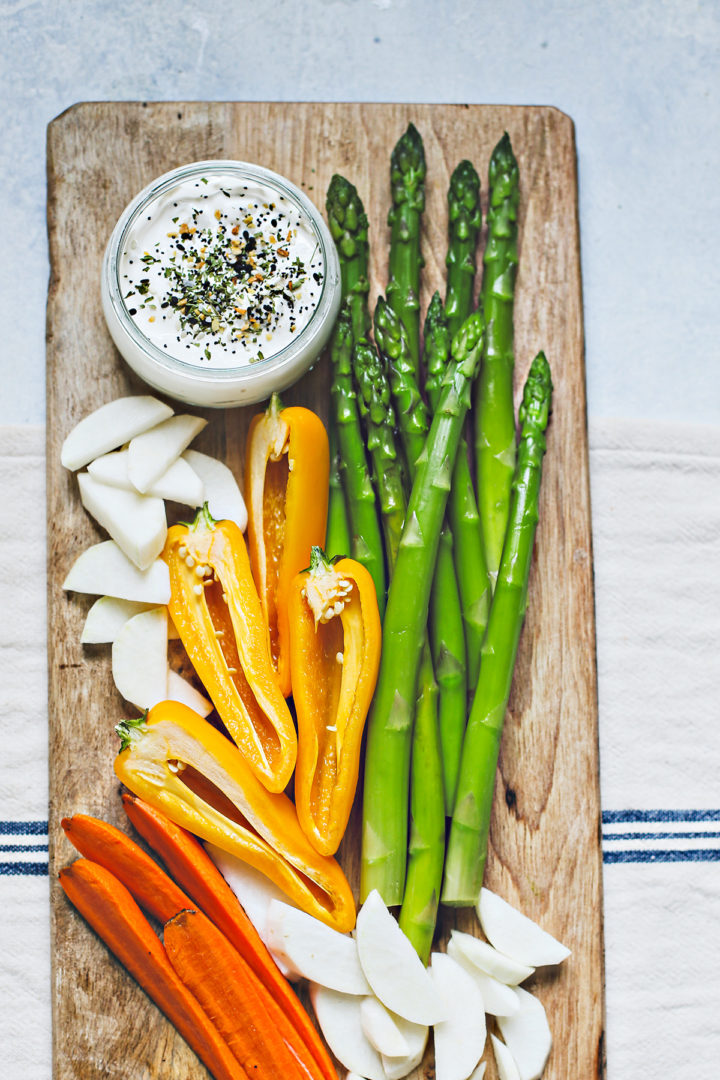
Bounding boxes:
119 174 325 368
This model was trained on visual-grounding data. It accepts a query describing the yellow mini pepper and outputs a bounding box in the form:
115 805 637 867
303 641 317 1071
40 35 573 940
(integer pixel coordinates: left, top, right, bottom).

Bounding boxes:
245 393 329 698
163 504 296 794
289 547 381 856
114 701 356 933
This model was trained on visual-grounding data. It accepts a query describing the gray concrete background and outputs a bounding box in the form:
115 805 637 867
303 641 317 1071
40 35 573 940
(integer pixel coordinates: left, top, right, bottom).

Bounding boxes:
1 0 718 427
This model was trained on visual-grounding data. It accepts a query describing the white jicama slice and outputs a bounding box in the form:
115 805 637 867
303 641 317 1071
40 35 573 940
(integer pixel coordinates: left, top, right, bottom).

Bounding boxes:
266 899 370 994
63 542 170 604
468 1064 487 1080
111 607 168 709
430 953 486 1080
61 395 173 471
78 472 167 570
309 984 386 1080
87 449 133 488
355 889 446 1025
183 449 247 530
446 938 520 1017
449 929 534 986
81 596 158 644
205 845 297 979
166 669 212 717
89 450 205 507
478 889 571 968
496 988 552 1080
491 1035 521 1080
360 996 409 1057
381 1014 429 1080
128 414 207 493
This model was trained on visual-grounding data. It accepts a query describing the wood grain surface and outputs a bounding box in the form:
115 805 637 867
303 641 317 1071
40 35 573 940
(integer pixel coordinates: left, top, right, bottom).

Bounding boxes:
47 102 605 1080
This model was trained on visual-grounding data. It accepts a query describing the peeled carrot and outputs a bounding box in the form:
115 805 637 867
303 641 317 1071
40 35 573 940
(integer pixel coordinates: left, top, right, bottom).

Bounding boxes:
59 859 247 1080
61 814 191 924
122 792 338 1080
166 908 310 1080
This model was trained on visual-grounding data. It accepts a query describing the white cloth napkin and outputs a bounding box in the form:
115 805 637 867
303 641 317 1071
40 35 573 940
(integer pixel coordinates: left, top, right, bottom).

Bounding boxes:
1 418 719 1078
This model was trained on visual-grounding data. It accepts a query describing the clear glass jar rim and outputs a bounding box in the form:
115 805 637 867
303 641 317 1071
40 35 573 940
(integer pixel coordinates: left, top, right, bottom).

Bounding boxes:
102 159 340 384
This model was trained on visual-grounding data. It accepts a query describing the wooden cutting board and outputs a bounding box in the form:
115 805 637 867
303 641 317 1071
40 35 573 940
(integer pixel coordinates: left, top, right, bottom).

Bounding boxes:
47 102 605 1080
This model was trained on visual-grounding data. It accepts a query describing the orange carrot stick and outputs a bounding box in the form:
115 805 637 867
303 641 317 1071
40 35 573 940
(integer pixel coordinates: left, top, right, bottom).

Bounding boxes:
59 859 247 1080
61 814 191 924
122 792 338 1080
165 908 311 1080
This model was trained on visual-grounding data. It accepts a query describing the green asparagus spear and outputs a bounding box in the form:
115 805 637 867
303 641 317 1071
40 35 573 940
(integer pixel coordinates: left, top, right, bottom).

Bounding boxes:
325 175 371 559
474 132 520 584
387 124 426 382
376 296 467 812
445 160 482 339
425 293 491 694
353 339 406 570
443 352 552 905
325 420 352 559
326 174 371 342
354 336 444 955
329 306 386 615
361 311 485 905
398 640 444 963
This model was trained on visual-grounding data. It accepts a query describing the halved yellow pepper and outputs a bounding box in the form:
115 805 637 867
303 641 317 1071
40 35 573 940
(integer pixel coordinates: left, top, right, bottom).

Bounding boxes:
163 505 296 793
289 548 381 856
114 701 356 932
246 394 329 698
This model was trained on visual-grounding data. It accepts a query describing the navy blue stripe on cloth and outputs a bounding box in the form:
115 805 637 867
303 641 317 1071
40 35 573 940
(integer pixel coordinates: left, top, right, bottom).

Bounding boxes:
602 810 720 864
604 849 720 864
0 820 48 836
0 862 48 876
0 843 48 852
602 809 720 824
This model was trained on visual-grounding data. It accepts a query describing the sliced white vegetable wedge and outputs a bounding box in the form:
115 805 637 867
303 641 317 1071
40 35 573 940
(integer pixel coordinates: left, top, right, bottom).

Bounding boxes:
111 607 168 709
446 938 520 1016
166 669 212 717
183 449 247 530
61 395 173 471
309 984 386 1080
167 613 180 640
381 1014 429 1080
355 889 446 1025
267 899 370 994
205 845 297 979
89 450 205 506
449 929 534 986
496 988 552 1080
430 953 486 1080
81 596 158 644
468 1064 487 1080
63 541 170 604
360 996 409 1057
128 414 207 493
478 889 570 968
78 472 167 570
87 449 134 488
491 1035 521 1080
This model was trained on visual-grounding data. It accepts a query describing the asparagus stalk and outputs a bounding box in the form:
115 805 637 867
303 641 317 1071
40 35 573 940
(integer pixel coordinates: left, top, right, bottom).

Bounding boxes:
425 292 491 690
398 639 444 963
474 132 520 583
376 296 467 811
325 175 371 559
386 123 426 382
354 335 445 955
329 307 386 615
444 160 482 339
326 174 371 342
361 311 485 905
353 339 406 570
443 353 552 905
